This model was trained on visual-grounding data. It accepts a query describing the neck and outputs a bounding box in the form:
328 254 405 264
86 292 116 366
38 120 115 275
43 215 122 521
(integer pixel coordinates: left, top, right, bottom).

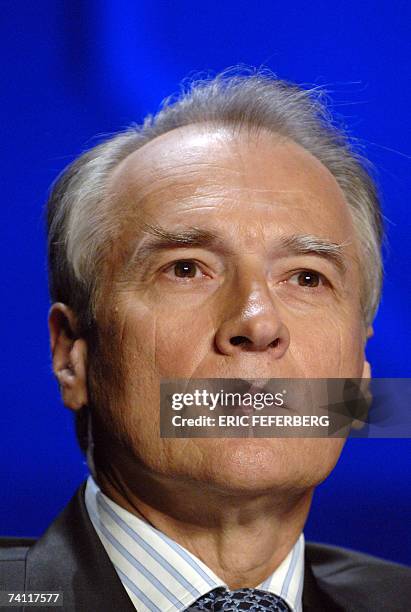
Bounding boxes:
95 460 312 589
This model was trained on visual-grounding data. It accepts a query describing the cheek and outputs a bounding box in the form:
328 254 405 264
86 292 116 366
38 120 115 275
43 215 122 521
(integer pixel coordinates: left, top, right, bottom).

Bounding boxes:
153 308 215 377
118 301 214 379
289 310 365 377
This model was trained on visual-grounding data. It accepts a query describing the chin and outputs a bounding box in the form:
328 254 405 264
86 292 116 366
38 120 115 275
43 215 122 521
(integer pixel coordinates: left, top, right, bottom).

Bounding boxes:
196 438 331 496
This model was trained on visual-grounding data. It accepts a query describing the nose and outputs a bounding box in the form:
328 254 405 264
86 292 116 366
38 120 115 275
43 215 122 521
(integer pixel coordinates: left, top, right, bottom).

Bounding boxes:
214 280 290 357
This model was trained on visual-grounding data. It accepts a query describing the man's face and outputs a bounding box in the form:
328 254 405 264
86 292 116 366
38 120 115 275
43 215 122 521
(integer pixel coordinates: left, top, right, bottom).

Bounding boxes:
87 124 368 495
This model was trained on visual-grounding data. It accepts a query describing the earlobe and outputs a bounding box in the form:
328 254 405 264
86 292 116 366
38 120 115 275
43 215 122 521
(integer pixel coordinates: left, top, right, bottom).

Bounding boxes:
48 303 89 411
362 359 371 379
362 324 373 379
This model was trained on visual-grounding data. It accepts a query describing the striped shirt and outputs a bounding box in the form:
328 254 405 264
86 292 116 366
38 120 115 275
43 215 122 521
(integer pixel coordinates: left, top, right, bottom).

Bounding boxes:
85 475 304 612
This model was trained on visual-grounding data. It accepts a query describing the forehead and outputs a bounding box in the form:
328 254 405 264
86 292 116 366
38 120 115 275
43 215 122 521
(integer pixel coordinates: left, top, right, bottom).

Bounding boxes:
106 123 356 244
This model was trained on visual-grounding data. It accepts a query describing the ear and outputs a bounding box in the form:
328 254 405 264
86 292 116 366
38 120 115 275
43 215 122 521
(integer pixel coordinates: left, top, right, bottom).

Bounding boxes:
351 325 373 430
362 325 374 379
48 303 88 411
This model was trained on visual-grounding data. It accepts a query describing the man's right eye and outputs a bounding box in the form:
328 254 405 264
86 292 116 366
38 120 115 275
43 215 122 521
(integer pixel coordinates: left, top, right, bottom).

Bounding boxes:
164 260 203 279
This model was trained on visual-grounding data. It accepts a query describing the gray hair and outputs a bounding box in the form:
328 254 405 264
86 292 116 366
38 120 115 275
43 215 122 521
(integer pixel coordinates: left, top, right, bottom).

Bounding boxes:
47 68 383 336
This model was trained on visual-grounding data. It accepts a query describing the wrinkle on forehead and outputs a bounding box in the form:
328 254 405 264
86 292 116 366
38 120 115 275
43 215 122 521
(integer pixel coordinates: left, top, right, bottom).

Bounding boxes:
107 124 282 199
104 123 360 273
107 123 347 208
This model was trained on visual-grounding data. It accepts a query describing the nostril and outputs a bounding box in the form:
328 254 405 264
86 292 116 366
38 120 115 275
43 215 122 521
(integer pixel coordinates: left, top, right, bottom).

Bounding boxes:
230 336 250 346
230 336 280 348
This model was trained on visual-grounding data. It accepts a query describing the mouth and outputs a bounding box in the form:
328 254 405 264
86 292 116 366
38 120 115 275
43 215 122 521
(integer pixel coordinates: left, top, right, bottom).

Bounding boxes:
178 377 287 415
218 378 278 414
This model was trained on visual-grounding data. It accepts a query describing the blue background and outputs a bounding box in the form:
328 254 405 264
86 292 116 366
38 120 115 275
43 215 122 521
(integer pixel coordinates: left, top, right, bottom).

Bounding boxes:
1 1 410 565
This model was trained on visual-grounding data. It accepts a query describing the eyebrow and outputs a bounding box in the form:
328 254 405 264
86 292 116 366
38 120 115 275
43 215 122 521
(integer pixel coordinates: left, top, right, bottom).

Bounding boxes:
128 222 349 275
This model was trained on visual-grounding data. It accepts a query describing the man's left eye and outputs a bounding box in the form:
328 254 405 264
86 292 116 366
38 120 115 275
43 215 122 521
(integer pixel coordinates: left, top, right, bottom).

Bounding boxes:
288 270 326 288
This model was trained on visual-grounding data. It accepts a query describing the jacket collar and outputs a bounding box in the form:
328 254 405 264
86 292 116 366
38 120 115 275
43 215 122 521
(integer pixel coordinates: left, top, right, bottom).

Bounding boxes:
26 481 135 612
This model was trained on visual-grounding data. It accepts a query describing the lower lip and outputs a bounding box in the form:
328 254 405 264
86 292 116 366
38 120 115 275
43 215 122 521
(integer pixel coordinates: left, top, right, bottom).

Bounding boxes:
241 405 255 415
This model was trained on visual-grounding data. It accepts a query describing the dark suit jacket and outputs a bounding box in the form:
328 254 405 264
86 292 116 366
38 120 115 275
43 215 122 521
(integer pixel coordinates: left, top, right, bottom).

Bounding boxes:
1 481 410 611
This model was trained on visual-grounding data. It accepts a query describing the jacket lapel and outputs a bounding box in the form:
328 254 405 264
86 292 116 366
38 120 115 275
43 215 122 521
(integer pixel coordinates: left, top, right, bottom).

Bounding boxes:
302 550 344 612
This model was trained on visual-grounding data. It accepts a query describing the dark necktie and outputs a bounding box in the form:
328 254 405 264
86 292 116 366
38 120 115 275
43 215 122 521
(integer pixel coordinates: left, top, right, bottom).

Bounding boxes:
187 587 292 611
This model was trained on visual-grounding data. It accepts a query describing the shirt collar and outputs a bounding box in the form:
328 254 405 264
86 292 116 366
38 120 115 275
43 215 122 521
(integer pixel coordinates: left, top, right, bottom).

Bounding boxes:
85 475 304 612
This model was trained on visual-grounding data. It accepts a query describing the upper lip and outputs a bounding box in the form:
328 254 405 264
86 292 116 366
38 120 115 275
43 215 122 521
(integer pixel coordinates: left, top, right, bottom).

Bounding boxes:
239 378 272 394
206 378 276 402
